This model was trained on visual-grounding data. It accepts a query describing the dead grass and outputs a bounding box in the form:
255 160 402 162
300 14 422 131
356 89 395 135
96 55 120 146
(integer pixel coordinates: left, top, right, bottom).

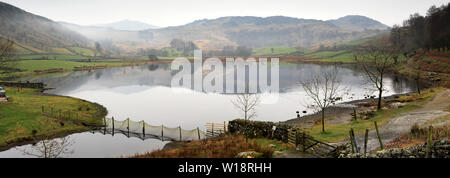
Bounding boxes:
382 124 450 150
132 135 274 158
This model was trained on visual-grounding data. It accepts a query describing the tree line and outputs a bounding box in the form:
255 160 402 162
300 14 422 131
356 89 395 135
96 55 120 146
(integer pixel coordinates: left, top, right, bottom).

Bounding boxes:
137 39 198 58
390 3 450 53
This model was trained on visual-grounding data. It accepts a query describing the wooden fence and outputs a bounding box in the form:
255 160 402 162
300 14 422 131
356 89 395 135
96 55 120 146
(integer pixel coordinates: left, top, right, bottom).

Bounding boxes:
288 128 337 157
205 122 228 137
40 105 95 126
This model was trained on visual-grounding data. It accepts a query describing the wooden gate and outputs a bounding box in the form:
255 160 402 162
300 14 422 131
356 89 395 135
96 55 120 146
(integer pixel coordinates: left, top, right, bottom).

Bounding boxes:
288 129 337 157
205 122 228 137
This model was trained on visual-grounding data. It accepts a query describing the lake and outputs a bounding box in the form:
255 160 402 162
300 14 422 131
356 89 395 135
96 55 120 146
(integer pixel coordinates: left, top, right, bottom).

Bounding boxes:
0 62 420 157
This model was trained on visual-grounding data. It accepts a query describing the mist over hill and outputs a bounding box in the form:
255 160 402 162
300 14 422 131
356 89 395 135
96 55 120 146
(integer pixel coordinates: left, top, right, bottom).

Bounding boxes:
0 2 89 52
96 20 160 31
0 1 389 55
64 15 389 53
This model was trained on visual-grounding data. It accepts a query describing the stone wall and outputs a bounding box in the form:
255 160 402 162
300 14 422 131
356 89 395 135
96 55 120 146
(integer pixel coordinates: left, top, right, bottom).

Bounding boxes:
0 81 45 89
228 119 294 142
337 139 449 158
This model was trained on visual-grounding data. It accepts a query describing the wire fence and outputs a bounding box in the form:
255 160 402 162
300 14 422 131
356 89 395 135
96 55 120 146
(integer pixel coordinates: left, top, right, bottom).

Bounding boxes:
103 117 208 141
41 105 224 141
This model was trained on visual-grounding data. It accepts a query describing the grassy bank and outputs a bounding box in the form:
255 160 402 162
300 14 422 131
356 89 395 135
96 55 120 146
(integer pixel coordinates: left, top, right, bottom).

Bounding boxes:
0 59 154 79
306 87 442 143
0 87 107 147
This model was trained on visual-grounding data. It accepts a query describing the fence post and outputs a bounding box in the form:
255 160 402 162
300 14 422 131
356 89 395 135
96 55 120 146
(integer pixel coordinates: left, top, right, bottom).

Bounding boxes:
350 128 359 153
197 127 201 140
179 126 182 141
103 117 106 133
374 121 383 150
142 121 146 138
112 117 115 136
426 126 433 158
224 121 226 133
364 129 369 155
212 123 214 137
349 130 355 153
127 118 130 137
353 109 357 121
161 125 164 141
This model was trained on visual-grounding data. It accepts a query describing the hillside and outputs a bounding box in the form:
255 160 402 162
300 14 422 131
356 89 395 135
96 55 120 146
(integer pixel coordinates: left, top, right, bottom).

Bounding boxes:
148 16 388 49
328 15 389 32
65 15 389 53
0 2 89 54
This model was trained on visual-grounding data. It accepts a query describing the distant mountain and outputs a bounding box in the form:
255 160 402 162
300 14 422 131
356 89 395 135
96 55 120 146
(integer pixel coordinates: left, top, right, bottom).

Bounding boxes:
0 1 390 55
327 15 390 31
141 15 389 49
0 2 89 52
64 15 389 53
96 20 159 31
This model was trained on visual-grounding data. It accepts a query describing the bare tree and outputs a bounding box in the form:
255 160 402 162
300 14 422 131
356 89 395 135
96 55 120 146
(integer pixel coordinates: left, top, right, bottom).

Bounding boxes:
231 94 260 141
18 136 75 158
232 94 260 121
0 38 16 71
355 39 398 110
301 67 344 133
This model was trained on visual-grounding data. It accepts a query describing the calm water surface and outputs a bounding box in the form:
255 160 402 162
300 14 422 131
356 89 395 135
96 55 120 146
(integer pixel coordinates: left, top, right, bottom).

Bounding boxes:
0 62 420 157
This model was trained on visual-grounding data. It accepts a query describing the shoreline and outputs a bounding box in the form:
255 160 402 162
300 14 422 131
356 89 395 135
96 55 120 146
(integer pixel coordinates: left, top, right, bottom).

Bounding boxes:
0 88 108 152
283 92 415 127
0 58 444 155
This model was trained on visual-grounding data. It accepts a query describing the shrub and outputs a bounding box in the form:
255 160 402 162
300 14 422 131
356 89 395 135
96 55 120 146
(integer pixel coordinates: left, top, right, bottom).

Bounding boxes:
228 119 294 142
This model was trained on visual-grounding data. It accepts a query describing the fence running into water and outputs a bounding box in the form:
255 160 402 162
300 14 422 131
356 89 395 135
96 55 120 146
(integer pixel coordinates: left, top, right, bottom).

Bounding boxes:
41 105 223 141
103 117 208 141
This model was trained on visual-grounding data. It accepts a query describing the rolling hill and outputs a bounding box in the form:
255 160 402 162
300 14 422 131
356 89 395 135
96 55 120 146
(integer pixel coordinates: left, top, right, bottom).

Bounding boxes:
0 1 390 56
145 16 389 49
0 2 90 54
64 15 389 53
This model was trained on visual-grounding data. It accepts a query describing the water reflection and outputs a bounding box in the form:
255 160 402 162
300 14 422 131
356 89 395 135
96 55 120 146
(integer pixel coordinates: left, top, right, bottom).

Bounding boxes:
0 132 169 158
16 63 422 129
17 136 75 158
2 62 422 158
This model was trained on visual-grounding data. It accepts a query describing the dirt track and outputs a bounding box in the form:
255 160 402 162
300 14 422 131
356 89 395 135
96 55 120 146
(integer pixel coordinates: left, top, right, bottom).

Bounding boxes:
354 89 450 152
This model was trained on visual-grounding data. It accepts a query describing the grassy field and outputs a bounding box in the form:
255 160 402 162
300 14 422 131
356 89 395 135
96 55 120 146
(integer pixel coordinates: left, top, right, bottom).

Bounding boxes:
0 60 146 78
305 88 441 143
67 47 96 56
315 52 356 63
303 50 358 63
50 48 74 55
252 46 299 56
0 87 107 147
17 54 89 60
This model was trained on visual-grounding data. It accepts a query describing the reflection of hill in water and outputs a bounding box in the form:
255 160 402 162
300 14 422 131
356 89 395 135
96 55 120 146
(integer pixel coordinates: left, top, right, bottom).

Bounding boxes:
19 63 419 95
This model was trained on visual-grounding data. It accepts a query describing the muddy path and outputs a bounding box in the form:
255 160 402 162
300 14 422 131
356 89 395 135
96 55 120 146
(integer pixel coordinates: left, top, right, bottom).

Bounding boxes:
354 89 450 152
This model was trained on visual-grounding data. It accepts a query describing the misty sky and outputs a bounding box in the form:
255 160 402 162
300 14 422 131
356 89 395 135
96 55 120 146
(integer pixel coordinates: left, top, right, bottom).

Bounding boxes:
3 0 449 27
